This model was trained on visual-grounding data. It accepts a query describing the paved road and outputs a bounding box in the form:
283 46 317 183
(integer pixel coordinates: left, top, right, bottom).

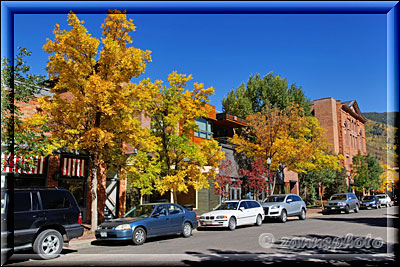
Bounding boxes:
5 206 398 266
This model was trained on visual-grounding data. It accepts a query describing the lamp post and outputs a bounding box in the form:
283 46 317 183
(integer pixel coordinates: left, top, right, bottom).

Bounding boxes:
267 157 271 195
392 180 395 199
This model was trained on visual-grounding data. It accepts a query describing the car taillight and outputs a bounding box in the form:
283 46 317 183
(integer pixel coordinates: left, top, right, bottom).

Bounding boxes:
78 212 82 224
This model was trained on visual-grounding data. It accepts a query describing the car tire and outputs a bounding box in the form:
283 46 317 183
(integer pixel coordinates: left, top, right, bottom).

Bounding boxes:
228 216 236 231
299 208 306 220
255 214 263 226
354 204 359 213
182 222 192 238
33 229 63 260
279 210 287 223
322 210 329 215
345 205 350 214
132 227 146 245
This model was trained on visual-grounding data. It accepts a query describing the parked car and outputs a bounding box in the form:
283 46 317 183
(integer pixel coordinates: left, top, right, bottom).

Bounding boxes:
1 187 84 261
199 200 264 230
360 195 381 209
95 203 198 245
261 194 307 223
375 194 392 207
323 193 359 214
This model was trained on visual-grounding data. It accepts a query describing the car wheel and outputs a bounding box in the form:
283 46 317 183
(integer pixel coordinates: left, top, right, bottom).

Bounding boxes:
33 229 63 260
344 205 350 214
279 210 287 223
322 210 329 215
354 204 359 213
132 227 146 245
228 217 236 231
182 222 192 238
255 214 262 226
299 208 306 220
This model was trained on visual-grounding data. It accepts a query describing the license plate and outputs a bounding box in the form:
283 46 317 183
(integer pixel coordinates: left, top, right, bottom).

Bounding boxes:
100 232 107 237
331 207 335 210
203 221 212 225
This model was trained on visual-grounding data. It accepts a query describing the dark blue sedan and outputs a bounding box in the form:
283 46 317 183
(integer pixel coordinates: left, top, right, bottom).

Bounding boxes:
360 196 381 209
95 203 198 245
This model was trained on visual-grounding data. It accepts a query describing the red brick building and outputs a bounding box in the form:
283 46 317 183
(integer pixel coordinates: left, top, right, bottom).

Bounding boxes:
311 97 368 186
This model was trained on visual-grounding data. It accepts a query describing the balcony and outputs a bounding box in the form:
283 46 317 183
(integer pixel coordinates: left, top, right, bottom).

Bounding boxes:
214 113 247 128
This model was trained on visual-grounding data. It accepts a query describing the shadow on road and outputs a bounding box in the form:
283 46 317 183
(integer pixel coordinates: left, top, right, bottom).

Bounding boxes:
314 217 390 228
5 248 77 265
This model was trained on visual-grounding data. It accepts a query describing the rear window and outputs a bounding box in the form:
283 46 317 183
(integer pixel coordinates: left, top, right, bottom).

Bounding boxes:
40 190 71 210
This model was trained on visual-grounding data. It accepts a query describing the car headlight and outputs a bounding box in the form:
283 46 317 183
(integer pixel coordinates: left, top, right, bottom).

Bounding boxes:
115 224 131 231
271 205 280 209
216 215 228 220
97 225 103 230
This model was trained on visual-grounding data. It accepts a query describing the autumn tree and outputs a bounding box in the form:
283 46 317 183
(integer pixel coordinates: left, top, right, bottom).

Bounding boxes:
239 158 269 200
232 103 342 176
34 10 157 230
214 159 242 201
126 72 225 202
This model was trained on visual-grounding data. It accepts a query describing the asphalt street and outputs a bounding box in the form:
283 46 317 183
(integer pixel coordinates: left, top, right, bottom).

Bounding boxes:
5 206 398 266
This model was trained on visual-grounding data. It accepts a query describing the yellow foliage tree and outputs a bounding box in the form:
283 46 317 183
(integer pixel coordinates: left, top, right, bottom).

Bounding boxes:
33 10 157 230
126 72 225 202
232 104 343 174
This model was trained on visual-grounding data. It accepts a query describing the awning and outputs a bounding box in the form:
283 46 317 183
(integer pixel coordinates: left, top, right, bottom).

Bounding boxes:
1 154 46 175
61 157 87 177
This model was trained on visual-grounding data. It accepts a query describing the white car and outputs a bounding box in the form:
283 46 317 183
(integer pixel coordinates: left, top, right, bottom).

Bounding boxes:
375 194 392 207
199 200 265 230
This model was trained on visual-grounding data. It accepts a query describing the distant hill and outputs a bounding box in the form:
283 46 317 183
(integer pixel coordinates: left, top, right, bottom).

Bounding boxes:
363 112 399 127
362 112 398 167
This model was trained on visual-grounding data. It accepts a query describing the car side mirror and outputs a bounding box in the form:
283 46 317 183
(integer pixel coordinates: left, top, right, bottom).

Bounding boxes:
286 199 293 203
239 207 245 211
152 212 160 218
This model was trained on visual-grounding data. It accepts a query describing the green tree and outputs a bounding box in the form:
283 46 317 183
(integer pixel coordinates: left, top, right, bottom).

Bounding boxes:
222 72 311 118
352 152 384 195
1 47 54 171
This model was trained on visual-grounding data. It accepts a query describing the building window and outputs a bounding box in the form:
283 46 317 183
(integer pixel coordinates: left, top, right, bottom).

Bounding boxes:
344 121 348 146
194 118 213 140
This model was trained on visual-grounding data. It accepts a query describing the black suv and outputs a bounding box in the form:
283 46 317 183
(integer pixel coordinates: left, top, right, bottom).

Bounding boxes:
1 187 83 261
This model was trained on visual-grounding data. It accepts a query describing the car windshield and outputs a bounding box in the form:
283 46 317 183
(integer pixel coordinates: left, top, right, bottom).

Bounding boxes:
215 202 239 210
376 195 385 199
362 196 375 201
264 196 286 203
123 205 154 219
330 194 347 200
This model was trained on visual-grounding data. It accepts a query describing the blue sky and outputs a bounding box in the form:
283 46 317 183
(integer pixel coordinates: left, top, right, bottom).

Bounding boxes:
12 13 390 112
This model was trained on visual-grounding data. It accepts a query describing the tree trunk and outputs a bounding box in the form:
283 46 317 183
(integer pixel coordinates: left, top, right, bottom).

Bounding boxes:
271 175 276 195
90 154 98 231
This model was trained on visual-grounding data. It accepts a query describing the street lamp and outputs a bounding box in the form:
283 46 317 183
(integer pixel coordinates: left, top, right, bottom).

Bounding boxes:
392 180 395 198
267 157 271 195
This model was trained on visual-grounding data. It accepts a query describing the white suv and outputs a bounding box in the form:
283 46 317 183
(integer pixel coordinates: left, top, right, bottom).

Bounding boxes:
375 194 392 207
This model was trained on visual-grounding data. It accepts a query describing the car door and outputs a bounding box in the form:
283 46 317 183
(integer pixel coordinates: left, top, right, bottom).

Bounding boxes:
166 204 185 233
292 195 303 215
237 201 251 225
247 201 259 223
14 191 46 246
285 195 296 216
147 205 169 236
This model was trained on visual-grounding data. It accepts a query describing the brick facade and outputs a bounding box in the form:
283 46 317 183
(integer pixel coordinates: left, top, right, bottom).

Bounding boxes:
312 97 367 184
